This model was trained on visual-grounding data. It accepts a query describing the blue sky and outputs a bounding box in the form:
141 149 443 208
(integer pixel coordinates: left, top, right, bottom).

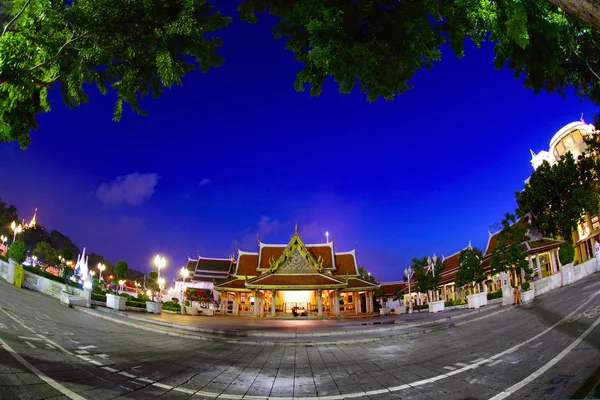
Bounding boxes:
0 5 596 282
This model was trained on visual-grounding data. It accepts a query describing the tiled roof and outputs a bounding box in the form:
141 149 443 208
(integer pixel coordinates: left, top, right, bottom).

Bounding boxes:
333 252 358 276
443 252 461 271
484 214 530 258
344 277 379 290
214 278 248 290
246 273 346 288
527 239 564 252
259 246 285 269
196 258 232 273
236 253 259 276
185 259 198 271
380 281 406 296
306 245 334 269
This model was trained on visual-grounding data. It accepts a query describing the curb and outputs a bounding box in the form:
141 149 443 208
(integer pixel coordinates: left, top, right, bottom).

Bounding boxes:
73 305 512 346
84 303 503 339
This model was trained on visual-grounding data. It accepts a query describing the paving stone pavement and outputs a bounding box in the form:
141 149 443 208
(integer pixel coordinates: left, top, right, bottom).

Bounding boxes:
0 272 599 399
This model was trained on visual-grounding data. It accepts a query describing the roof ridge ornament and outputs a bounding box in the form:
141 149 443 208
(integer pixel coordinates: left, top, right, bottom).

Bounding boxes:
468 240 472 250
294 221 299 234
256 233 260 244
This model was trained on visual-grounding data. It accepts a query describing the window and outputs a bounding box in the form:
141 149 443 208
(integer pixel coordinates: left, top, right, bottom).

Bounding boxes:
555 141 566 156
592 215 600 230
572 129 583 143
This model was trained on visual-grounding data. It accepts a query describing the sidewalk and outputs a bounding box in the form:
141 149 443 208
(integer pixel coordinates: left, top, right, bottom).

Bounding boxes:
74 302 512 345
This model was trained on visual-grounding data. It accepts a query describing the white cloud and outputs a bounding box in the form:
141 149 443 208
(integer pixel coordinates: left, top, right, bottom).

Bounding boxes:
199 178 211 187
96 172 159 205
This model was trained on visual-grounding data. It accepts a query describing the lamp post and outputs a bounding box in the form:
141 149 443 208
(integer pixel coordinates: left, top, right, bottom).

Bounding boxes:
180 267 189 307
157 277 165 302
0 235 7 249
10 221 22 243
97 263 106 281
154 254 166 280
325 231 329 243
404 266 414 314
118 280 125 294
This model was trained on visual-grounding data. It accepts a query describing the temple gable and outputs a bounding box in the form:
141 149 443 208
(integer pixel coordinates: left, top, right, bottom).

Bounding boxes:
276 248 315 274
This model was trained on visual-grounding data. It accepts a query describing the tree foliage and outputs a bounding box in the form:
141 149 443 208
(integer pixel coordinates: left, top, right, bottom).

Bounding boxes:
0 197 18 238
33 241 58 266
559 242 576 265
239 0 600 105
455 246 485 290
0 0 231 148
59 248 73 262
20 224 48 249
412 255 445 302
490 213 533 289
516 152 600 242
114 260 128 279
8 239 26 262
48 230 79 260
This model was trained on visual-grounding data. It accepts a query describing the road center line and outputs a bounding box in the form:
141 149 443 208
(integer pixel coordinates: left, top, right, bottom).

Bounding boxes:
489 312 600 400
0 338 86 400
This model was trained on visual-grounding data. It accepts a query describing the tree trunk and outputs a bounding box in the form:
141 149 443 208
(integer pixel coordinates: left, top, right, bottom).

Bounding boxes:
546 0 600 31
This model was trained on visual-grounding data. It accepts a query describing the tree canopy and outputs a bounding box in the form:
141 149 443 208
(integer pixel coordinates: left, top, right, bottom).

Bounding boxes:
114 260 129 279
516 151 600 242
455 246 485 290
0 197 18 238
1 0 599 148
412 255 445 302
8 239 26 262
33 241 58 266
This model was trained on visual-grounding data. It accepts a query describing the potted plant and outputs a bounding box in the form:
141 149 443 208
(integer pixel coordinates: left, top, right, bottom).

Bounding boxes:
184 300 197 316
145 271 162 314
456 245 487 309
106 291 126 311
413 255 445 313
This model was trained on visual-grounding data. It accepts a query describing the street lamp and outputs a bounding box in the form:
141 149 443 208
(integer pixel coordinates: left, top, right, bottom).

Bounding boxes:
97 263 106 281
157 277 165 302
325 231 329 243
31 255 37 267
180 267 189 310
118 280 125 293
154 254 166 280
0 235 7 247
404 266 414 314
10 221 22 242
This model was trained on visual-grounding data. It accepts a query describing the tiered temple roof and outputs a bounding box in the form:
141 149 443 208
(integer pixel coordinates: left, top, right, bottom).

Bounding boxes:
180 256 235 283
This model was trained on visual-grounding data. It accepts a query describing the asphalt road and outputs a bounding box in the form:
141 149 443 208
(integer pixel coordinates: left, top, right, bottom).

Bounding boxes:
0 273 599 400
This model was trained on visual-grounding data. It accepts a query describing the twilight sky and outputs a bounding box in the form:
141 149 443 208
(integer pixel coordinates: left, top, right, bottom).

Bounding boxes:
0 5 596 283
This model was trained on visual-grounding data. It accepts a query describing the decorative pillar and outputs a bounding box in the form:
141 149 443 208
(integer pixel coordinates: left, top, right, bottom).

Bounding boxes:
355 292 360 314
253 290 260 317
271 290 276 317
334 289 340 317
368 291 374 314
317 289 323 318
535 256 543 279
528 255 534 276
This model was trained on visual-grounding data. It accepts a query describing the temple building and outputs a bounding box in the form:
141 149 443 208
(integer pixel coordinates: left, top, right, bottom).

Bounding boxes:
214 226 380 318
173 256 236 303
529 119 598 263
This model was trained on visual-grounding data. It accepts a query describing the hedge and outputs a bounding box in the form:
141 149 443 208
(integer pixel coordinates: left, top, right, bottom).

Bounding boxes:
487 290 503 300
126 301 146 308
163 301 181 312
23 265 83 289
92 293 107 302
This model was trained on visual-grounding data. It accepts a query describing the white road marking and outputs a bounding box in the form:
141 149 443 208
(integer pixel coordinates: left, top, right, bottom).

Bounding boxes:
471 358 484 363
0 338 86 400
75 350 90 355
132 365 142 372
24 341 36 349
102 366 119 373
218 394 244 399
118 372 136 378
18 336 42 341
444 366 457 371
78 345 97 350
95 353 109 359
45 343 55 350
532 342 543 348
0 323 7 330
69 339 79 344
137 377 154 384
153 382 173 390
489 312 600 400
488 359 503 367
37 334 73 355
455 362 469 367
2 310 36 333
173 387 196 394
88 359 104 366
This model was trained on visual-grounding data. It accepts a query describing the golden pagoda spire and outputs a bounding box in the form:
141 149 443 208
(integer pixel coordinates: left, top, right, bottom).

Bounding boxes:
28 208 37 228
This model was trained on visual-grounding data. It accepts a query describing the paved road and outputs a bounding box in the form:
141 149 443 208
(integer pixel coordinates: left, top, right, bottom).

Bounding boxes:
0 273 599 400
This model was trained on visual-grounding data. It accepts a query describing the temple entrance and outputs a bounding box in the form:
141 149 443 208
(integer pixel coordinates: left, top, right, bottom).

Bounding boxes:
283 290 312 314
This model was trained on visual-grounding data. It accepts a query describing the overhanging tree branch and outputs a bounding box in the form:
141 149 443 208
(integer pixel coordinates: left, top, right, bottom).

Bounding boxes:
2 0 32 36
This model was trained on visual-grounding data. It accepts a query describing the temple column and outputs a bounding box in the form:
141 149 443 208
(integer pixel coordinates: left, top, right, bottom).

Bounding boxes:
271 290 276 317
253 290 260 317
549 250 557 274
368 291 374 314
334 289 340 317
233 293 239 315
535 255 543 279
355 292 360 314
317 290 323 318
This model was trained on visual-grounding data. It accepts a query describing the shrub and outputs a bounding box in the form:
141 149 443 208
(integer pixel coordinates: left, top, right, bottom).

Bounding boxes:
162 301 181 312
137 293 150 301
184 300 190 307
559 242 575 265
23 265 83 289
92 293 107 302
8 240 26 263
414 305 428 311
0 254 8 262
487 291 503 300
126 300 146 308
521 282 531 292
171 297 179 303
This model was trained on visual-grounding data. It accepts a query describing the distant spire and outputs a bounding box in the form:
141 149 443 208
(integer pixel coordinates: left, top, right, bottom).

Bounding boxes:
256 233 260 244
294 221 298 234
468 240 472 250
488 230 493 238
581 113 586 124
530 149 536 159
